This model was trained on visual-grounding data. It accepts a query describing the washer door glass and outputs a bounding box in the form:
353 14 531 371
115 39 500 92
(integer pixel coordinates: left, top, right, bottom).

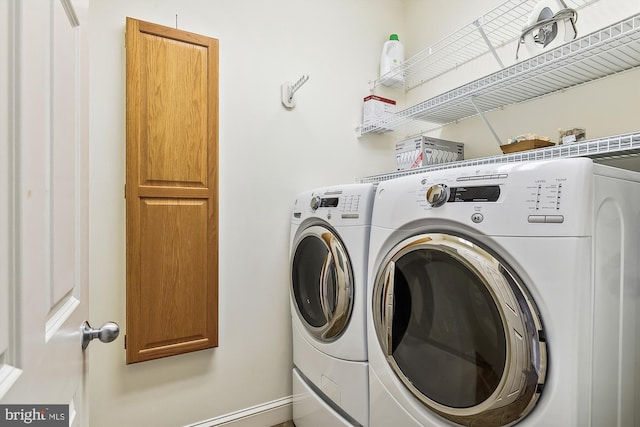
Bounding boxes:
373 233 546 426
291 225 354 341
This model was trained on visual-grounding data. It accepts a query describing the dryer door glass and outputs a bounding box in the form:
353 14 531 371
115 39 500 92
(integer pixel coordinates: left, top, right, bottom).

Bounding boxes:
373 233 546 426
291 226 354 341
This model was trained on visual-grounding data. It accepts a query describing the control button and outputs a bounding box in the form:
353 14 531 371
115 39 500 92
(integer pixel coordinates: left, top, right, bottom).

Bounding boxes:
341 214 359 219
426 184 450 208
545 215 565 223
471 213 484 224
310 195 321 211
469 175 485 180
499 174 508 178
528 215 546 223
456 177 470 181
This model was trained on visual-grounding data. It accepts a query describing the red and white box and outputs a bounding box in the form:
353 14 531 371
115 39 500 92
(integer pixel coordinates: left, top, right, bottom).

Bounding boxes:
395 136 464 171
362 95 396 127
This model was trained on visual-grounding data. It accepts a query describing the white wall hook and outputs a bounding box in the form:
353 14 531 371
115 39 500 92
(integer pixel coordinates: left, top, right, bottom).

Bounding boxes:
281 74 309 109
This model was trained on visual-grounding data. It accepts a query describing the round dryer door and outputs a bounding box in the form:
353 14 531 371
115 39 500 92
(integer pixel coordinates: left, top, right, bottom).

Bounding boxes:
291 225 354 341
372 233 547 426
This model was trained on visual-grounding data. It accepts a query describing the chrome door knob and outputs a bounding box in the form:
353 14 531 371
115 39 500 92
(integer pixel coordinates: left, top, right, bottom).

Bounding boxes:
82 321 120 350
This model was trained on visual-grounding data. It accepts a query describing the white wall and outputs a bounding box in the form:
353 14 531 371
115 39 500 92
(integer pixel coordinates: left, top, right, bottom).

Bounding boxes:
88 1 403 426
89 0 640 425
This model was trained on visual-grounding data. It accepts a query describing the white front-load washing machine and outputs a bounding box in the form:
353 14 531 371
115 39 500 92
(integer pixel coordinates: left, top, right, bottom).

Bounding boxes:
290 183 375 427
366 157 640 427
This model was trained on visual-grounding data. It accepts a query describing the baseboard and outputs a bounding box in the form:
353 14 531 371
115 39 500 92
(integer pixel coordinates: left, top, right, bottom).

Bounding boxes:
183 396 293 427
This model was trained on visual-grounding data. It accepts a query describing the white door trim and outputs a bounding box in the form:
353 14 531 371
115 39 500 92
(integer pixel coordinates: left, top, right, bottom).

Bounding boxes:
0 0 20 401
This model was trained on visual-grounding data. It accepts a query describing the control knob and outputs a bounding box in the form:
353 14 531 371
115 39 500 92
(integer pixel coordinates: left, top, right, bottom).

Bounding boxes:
426 184 450 208
310 195 322 211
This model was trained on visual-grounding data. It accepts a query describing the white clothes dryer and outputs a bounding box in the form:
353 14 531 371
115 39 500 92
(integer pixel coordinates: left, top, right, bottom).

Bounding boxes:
366 158 640 427
290 183 376 427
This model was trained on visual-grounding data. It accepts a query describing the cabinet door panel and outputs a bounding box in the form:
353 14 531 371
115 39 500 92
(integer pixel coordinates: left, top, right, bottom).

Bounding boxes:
126 17 219 364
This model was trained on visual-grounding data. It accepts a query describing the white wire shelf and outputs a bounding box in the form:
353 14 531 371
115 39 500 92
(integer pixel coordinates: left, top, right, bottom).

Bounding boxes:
373 0 598 90
359 13 640 136
356 132 640 183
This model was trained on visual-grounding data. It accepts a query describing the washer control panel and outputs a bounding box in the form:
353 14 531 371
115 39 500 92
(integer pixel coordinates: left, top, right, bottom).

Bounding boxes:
525 181 563 211
308 190 362 212
293 183 376 226
339 193 363 215
375 158 595 236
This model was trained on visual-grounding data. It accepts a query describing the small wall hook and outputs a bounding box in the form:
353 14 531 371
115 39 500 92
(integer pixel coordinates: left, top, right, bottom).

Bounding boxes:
281 74 309 109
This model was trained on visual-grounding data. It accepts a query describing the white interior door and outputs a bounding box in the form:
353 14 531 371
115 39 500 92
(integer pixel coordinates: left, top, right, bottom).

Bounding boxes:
0 1 106 425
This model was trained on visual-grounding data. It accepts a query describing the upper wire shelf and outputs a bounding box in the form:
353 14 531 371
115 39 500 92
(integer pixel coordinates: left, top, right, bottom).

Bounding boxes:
359 13 640 136
357 132 640 183
373 0 598 90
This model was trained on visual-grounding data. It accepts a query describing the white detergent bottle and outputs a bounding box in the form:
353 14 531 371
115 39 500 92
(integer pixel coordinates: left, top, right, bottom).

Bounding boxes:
380 34 404 86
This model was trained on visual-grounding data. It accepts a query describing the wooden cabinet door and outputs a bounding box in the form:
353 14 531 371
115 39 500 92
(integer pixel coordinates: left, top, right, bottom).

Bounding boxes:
125 17 218 364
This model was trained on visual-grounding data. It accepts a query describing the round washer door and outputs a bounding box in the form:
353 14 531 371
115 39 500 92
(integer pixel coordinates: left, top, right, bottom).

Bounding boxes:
372 233 547 426
291 225 354 342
